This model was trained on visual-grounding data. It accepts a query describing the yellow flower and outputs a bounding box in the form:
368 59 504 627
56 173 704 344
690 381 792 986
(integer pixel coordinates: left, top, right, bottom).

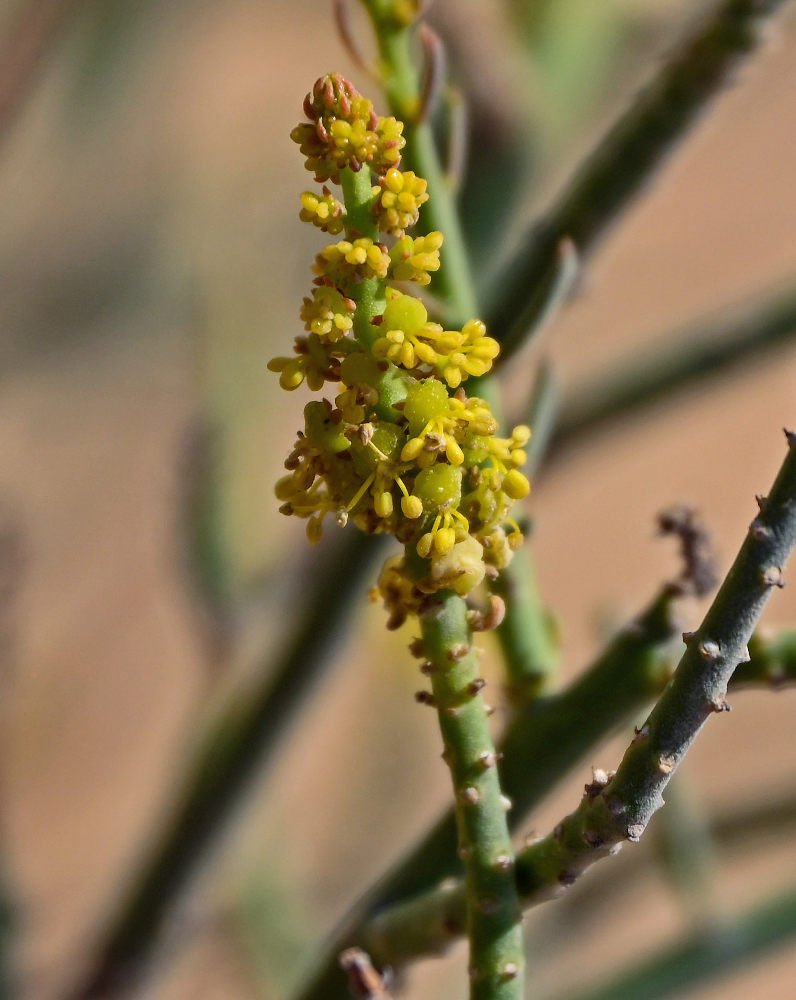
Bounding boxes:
373 168 429 235
389 232 443 285
291 73 405 182
299 188 345 234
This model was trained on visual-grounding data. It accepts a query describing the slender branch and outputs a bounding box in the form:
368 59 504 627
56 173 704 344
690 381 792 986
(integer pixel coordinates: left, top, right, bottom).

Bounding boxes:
652 772 719 928
548 284 796 463
420 591 524 1000
61 530 385 1000
543 883 796 1000
487 0 790 358
514 431 796 906
309 434 796 974
490 544 559 703
356 621 796 971
361 0 477 321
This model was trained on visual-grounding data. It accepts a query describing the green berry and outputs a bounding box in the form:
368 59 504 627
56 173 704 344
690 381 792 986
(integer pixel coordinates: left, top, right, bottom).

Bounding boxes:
382 290 427 334
340 351 379 387
304 401 350 453
374 365 410 421
414 464 462 511
403 378 449 435
351 422 404 476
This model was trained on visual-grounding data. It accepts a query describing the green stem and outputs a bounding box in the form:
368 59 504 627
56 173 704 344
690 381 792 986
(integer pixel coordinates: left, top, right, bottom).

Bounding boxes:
491 546 559 702
364 3 477 321
488 0 790 358
296 427 796 980
420 590 524 1000
294 587 679 997
513 432 796 900
340 165 385 348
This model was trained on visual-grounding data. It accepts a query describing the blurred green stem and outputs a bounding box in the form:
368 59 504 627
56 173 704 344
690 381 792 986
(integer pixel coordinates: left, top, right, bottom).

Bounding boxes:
544 883 796 1000
488 0 790 359
548 284 796 465
62 531 385 1000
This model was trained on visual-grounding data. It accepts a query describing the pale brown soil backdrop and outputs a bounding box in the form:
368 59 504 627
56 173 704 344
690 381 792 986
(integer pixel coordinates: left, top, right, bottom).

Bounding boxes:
0 2 795 1000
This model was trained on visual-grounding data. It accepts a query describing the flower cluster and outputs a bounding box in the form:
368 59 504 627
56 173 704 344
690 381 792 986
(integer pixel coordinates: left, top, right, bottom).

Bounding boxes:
272 74 531 617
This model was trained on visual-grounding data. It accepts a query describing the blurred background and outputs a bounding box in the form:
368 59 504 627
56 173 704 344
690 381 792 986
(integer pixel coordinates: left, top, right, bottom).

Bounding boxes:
1 1 795 999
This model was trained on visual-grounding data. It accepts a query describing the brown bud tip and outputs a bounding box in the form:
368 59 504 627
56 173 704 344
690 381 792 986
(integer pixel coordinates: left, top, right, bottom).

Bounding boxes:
698 639 721 661
658 755 676 774
761 565 785 588
626 823 645 843
415 690 436 706
478 750 498 769
749 518 773 541
468 677 487 696
448 643 469 661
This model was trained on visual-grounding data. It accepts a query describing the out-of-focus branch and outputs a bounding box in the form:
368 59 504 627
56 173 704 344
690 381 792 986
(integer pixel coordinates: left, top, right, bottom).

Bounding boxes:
543 883 796 1000
547 284 796 463
734 627 796 688
488 0 790 357
0 0 84 146
61 530 385 1000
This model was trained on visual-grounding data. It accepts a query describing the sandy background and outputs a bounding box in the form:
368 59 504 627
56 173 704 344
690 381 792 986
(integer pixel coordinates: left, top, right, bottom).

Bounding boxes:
0 2 795 999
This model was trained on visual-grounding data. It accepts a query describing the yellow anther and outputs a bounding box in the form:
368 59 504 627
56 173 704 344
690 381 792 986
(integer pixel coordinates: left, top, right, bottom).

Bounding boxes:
512 425 532 446
446 438 465 466
502 469 531 500
374 490 394 518
434 527 456 554
417 532 434 558
401 494 423 519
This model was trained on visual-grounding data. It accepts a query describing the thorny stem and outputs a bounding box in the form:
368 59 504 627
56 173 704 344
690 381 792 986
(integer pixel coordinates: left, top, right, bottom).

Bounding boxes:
531 436 796 906
294 586 680 998
358 434 796 967
419 591 524 1000
488 0 791 359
